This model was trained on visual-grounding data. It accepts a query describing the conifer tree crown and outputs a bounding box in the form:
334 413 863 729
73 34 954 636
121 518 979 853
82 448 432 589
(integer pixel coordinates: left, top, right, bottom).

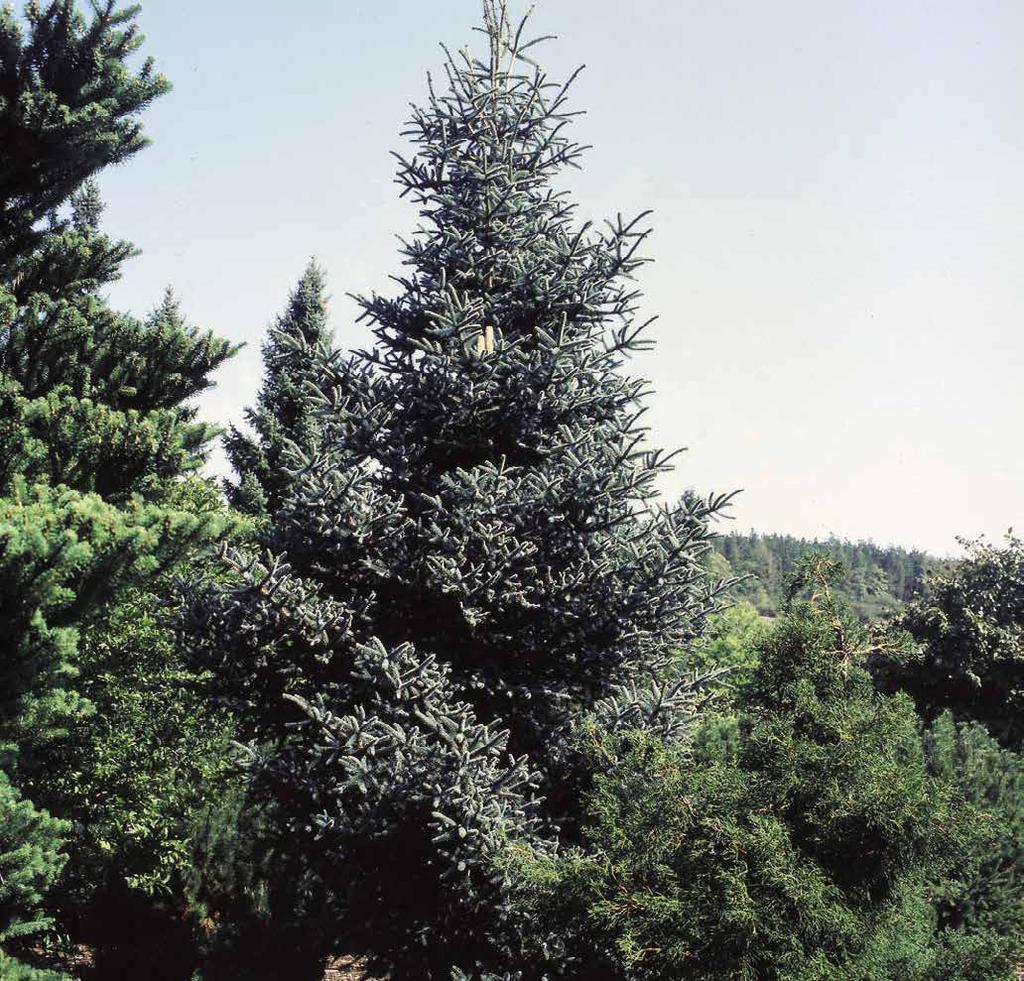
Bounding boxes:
225 260 334 516
0 0 169 265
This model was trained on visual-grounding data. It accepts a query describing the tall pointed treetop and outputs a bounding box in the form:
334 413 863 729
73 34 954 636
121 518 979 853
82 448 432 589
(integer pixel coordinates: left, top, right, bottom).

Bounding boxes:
225 260 334 515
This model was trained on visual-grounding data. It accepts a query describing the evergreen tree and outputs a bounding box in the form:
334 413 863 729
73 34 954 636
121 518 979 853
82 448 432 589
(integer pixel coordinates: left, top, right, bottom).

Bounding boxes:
0 771 68 961
0 0 169 265
511 556 1007 980
0 0 235 758
186 4 731 975
0 2 238 968
1 202 233 502
0 182 235 774
224 261 334 516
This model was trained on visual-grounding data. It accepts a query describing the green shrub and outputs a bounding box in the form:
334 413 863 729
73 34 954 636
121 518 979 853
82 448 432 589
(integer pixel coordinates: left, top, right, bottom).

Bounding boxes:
0 770 68 972
883 534 1024 749
511 557 1013 979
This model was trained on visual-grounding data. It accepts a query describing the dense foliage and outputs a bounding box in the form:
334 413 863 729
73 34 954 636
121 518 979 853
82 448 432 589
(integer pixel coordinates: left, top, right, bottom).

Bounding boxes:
684 600 765 697
33 479 245 977
513 557 1014 979
880 535 1024 748
0 2 1021 978
0 1 238 973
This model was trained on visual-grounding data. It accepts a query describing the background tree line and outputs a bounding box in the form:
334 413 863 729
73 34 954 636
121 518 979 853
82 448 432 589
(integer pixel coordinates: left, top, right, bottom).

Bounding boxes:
711 531 946 621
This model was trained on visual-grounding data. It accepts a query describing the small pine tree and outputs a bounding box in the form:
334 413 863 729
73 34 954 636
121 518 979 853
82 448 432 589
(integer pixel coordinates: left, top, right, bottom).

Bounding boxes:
0 769 68 968
224 261 334 516
187 4 731 976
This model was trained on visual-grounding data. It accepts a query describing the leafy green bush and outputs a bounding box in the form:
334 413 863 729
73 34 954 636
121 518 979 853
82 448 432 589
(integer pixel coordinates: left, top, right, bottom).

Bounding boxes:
43 583 239 911
883 534 1024 749
511 557 1014 979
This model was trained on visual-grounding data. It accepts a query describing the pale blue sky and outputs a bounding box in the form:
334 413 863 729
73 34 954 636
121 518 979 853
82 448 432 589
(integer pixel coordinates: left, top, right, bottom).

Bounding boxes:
97 0 1023 556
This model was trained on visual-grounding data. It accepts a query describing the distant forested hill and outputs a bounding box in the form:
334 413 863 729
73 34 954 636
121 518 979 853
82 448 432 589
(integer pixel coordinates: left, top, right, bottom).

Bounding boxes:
711 532 948 621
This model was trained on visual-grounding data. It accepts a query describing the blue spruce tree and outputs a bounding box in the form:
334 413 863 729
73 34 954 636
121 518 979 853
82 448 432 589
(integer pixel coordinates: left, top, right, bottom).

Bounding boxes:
189 3 733 976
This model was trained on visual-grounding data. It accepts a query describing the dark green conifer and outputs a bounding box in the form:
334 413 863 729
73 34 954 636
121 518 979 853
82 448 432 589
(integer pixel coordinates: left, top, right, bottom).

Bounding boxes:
187 4 731 976
0 192 235 767
1 196 234 500
224 261 333 516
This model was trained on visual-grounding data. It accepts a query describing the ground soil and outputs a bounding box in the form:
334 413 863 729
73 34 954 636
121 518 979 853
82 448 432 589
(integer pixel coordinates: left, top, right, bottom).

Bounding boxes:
324 955 382 980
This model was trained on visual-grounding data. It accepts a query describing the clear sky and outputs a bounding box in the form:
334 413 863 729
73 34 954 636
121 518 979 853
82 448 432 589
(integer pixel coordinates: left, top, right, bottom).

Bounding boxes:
96 0 1023 557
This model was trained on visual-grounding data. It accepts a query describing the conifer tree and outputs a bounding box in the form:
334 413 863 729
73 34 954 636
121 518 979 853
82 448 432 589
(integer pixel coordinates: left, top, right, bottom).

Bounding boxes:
224 261 333 516
0 0 169 265
1 195 233 501
188 4 731 975
0 0 236 759
0 771 68 966
0 187 235 771
0 1 237 966
1 3 230 504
